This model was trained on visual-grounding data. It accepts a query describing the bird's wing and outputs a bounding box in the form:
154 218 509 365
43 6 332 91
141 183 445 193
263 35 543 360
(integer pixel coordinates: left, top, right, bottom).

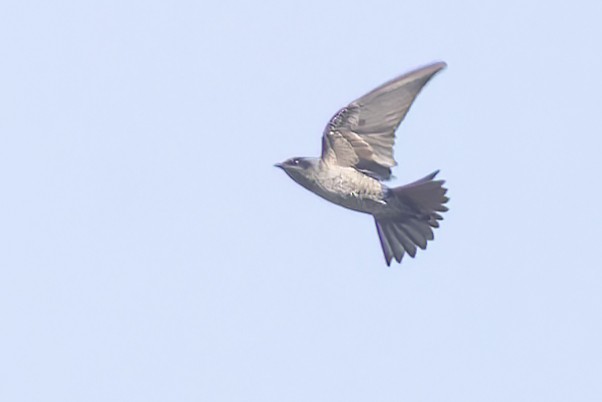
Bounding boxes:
321 62 446 180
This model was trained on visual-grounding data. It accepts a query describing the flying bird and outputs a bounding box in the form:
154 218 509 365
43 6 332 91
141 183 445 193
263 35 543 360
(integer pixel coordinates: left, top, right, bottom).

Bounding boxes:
275 62 449 265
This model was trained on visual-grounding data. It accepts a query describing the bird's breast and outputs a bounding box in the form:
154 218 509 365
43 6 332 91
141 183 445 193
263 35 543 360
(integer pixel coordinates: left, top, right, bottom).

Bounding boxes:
310 165 388 214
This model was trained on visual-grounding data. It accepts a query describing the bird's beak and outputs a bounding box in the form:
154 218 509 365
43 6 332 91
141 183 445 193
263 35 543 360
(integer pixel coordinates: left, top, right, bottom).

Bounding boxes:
274 162 284 169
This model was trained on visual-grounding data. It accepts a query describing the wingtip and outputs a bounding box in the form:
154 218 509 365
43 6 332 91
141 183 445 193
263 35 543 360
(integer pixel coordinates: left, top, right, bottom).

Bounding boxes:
432 60 447 70
415 61 447 74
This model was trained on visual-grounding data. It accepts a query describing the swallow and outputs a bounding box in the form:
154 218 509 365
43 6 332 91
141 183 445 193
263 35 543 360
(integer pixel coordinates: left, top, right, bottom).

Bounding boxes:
275 62 448 265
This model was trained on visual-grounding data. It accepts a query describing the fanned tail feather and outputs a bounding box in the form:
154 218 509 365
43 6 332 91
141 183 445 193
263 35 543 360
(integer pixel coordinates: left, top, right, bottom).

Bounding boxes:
375 171 449 265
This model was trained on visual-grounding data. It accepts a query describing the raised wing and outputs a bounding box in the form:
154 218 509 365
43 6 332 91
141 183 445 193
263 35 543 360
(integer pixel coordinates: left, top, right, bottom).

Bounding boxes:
321 62 446 180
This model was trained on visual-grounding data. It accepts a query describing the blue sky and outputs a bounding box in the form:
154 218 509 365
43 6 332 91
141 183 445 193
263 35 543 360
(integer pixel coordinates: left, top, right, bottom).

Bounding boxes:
1 1 601 401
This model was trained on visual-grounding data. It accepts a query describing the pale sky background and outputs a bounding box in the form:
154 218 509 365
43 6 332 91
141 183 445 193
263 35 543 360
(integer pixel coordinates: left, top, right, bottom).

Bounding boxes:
1 1 601 401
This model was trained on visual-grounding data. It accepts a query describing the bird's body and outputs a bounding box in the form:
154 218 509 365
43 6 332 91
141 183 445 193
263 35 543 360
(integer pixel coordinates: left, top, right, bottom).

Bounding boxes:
285 158 387 215
276 62 449 265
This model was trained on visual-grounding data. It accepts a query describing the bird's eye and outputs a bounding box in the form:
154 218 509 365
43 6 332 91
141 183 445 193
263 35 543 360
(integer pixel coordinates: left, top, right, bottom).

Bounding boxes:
293 159 299 165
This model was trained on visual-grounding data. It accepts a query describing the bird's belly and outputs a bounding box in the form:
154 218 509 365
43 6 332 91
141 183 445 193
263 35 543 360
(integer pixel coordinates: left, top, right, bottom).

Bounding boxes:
332 194 387 214
311 174 387 214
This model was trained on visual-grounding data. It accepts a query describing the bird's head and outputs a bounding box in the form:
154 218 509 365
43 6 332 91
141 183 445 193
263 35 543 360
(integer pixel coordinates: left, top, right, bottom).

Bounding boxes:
274 157 318 186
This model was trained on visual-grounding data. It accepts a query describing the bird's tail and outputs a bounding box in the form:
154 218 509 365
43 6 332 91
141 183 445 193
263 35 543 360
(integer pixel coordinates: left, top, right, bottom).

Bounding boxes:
374 171 449 265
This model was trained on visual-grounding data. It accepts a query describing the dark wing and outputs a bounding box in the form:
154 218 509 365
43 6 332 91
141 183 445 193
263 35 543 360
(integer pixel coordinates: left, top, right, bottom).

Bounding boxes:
321 62 446 180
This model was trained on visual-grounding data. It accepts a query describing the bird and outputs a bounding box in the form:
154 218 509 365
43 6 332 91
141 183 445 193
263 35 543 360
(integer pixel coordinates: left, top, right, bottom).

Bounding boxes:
275 62 449 266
